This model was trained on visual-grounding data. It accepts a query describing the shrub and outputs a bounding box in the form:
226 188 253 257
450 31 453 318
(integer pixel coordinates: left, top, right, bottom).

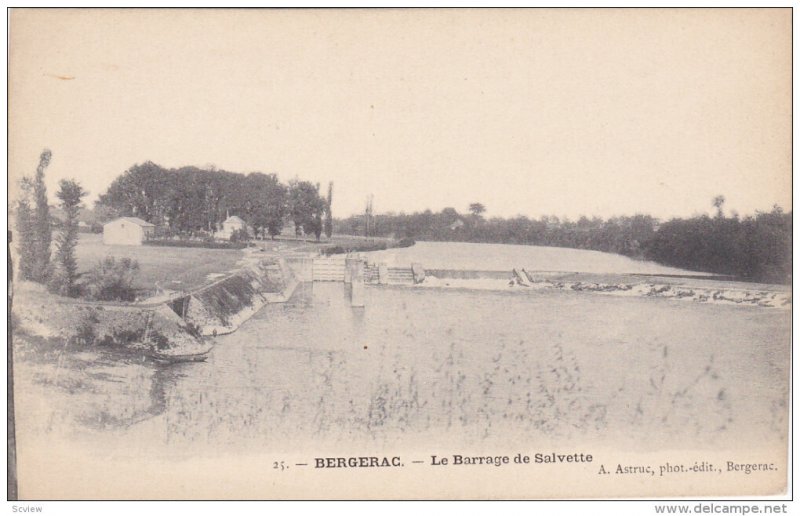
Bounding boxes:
73 311 100 345
320 245 346 256
83 256 140 301
320 241 389 256
230 228 250 243
145 239 247 250
47 266 77 297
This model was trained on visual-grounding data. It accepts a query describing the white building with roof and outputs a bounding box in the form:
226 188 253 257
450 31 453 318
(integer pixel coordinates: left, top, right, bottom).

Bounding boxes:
103 217 155 246
216 215 249 240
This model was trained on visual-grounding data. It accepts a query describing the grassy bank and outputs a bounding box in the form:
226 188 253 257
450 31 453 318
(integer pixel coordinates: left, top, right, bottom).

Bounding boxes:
72 233 403 295
75 234 245 293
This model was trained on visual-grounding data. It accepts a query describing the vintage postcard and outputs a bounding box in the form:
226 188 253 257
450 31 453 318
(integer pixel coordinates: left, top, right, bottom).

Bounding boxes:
6 8 792 501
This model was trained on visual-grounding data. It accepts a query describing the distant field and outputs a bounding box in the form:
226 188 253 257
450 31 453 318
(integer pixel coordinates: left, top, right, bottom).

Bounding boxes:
74 234 245 292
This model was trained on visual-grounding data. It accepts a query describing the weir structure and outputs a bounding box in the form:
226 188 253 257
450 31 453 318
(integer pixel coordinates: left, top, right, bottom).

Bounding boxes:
285 253 426 308
27 249 790 365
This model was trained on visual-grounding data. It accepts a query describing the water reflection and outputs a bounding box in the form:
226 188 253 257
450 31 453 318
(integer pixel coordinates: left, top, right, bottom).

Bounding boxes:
75 360 187 430
15 335 194 435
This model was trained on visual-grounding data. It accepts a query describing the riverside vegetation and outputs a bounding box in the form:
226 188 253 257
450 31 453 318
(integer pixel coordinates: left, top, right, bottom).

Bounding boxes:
335 198 791 284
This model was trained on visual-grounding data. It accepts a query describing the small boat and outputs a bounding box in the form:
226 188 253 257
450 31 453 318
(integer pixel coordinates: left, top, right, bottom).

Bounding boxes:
146 349 211 364
141 313 213 363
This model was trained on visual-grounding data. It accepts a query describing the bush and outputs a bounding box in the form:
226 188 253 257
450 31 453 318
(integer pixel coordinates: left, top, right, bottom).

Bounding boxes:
83 256 140 301
47 266 78 297
230 228 250 243
144 239 247 250
320 245 346 256
319 238 415 256
320 241 389 256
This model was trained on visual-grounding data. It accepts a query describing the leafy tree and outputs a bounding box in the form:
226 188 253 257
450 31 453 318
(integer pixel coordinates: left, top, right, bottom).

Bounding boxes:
229 228 249 243
324 182 333 239
468 202 486 217
288 179 326 240
90 204 119 225
164 166 209 232
265 197 287 239
308 182 324 241
97 161 172 224
312 207 323 241
49 179 88 296
14 177 36 281
240 172 286 239
30 150 53 282
712 195 726 218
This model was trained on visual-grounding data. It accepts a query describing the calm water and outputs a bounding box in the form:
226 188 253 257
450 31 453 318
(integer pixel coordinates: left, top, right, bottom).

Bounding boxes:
14 281 790 459
366 240 706 275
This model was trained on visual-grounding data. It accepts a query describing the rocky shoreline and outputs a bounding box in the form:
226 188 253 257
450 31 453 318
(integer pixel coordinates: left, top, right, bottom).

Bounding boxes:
417 272 791 309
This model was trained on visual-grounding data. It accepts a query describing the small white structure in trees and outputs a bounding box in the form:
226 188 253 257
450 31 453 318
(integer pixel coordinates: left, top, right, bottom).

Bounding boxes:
216 215 248 240
103 217 155 246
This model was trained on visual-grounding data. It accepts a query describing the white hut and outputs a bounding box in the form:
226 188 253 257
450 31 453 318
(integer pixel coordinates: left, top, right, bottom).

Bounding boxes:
216 215 248 240
103 217 155 246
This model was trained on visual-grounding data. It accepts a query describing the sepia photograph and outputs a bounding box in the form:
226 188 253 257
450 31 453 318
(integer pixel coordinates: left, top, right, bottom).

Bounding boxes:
6 7 793 503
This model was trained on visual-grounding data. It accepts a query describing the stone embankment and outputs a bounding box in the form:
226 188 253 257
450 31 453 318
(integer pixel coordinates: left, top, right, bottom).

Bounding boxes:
13 255 299 361
169 257 297 336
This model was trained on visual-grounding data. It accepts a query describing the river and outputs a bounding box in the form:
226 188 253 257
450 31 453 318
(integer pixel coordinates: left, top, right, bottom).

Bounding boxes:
14 283 789 455
11 243 791 498
365 240 709 275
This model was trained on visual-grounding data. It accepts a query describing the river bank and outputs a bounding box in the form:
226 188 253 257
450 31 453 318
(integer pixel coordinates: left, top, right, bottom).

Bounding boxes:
11 250 300 361
12 238 790 366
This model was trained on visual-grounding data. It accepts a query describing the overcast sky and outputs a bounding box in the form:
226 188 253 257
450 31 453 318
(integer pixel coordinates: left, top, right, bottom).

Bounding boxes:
9 8 791 220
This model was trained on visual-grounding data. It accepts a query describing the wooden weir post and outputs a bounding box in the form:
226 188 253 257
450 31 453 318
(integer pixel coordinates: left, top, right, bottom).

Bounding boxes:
350 259 365 307
345 255 362 285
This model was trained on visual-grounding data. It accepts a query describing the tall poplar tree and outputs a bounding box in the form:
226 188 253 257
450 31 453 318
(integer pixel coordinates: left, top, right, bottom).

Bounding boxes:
14 178 36 281
30 149 53 282
50 179 87 296
324 182 333 239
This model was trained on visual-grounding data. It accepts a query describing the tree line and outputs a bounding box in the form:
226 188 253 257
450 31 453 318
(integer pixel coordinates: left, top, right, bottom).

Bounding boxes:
335 208 658 256
97 162 332 240
13 153 336 298
334 200 791 284
14 150 790 286
646 205 791 284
